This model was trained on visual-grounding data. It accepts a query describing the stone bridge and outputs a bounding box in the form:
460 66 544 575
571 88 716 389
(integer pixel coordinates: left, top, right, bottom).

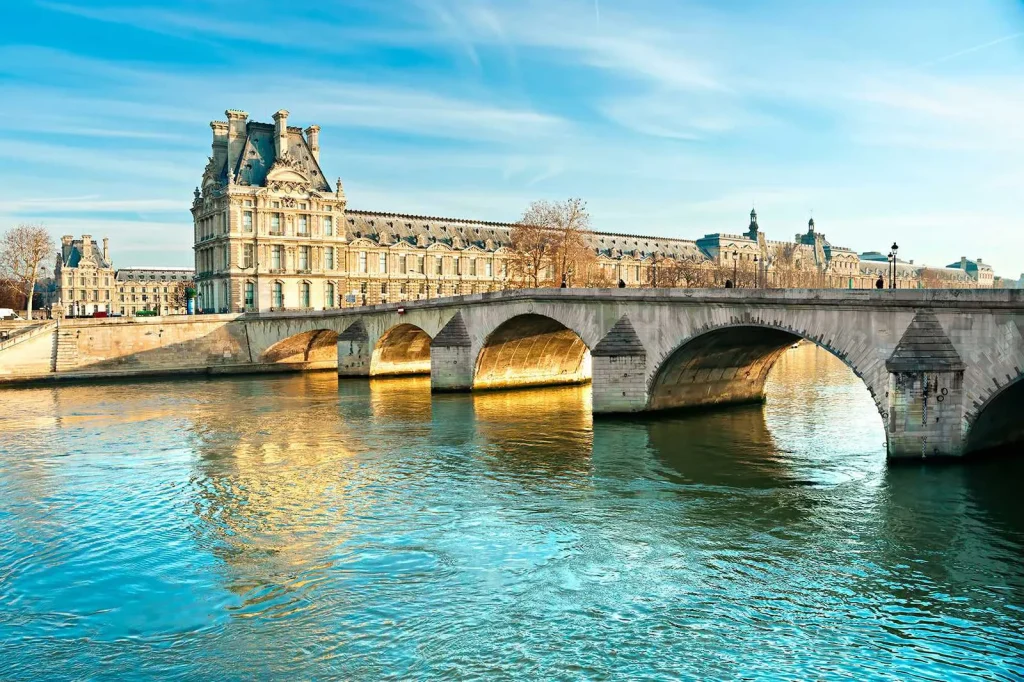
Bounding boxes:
3 288 1023 459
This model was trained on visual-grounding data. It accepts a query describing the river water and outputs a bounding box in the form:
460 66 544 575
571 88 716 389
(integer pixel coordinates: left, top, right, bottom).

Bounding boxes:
0 344 1022 680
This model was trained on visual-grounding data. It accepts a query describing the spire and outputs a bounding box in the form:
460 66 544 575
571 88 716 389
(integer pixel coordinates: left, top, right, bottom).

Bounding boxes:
807 217 815 233
746 207 759 239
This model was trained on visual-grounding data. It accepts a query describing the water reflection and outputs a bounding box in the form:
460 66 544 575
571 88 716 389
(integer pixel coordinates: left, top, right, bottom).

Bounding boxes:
0 346 1021 680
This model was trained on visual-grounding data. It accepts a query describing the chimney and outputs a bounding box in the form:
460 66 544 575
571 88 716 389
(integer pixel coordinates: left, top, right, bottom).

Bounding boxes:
225 109 248 180
960 257 967 269
103 237 110 265
273 109 290 159
81 235 92 258
976 258 983 264
61 235 73 247
305 124 320 162
210 119 229 171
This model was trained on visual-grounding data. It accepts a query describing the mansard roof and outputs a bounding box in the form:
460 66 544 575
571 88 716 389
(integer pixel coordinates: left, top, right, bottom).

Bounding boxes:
343 208 704 258
230 123 331 192
61 238 111 269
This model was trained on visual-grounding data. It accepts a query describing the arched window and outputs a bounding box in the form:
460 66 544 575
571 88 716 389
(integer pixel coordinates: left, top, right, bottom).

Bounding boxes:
301 281 311 308
272 281 284 309
326 282 335 308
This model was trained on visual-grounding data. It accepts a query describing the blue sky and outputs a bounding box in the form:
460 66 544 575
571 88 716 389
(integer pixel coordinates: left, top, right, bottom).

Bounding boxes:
1 0 1023 276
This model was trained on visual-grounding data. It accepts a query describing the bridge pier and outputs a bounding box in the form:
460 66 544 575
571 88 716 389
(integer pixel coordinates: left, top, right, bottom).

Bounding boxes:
430 313 474 392
337 320 371 377
884 311 966 459
591 316 648 414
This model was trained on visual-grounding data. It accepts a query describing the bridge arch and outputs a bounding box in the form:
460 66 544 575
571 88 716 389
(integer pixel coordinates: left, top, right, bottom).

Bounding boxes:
647 322 884 420
371 323 432 376
261 328 339 366
474 313 591 390
964 376 1024 455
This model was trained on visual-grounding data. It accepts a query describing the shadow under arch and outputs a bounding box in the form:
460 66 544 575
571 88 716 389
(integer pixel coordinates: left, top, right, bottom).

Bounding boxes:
964 375 1024 455
260 328 339 366
473 313 591 390
647 324 883 425
371 323 432 376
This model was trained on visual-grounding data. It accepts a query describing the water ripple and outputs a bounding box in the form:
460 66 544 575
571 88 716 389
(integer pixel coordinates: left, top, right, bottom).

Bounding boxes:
0 350 1022 680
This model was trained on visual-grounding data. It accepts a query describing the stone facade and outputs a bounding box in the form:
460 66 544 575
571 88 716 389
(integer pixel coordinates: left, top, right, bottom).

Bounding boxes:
115 267 195 317
193 109 997 313
55 235 115 316
947 257 995 287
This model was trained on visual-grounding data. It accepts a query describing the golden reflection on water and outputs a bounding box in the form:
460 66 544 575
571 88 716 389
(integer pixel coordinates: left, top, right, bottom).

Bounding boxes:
1 346 1023 680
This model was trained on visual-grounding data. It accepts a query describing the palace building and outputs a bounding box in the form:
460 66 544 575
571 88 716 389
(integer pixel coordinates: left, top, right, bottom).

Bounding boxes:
55 235 115 316
191 109 989 313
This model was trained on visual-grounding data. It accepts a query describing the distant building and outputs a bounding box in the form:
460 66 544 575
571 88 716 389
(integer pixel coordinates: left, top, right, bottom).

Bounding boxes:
55 235 115 316
947 257 994 287
115 267 196 316
192 108 999 311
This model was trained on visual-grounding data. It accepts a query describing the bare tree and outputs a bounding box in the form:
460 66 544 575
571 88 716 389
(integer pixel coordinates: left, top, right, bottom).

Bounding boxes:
0 224 54 319
510 198 593 288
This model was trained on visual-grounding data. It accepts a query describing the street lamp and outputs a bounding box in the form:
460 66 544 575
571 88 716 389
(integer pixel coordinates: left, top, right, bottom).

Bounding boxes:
890 242 899 289
753 255 759 289
732 251 739 287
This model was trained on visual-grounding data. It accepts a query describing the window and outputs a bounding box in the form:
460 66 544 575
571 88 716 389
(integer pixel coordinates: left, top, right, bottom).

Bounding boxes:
301 282 311 308
272 282 284 308
418 255 425 274
270 213 282 235
381 282 388 295
400 256 407 274
470 258 477 276
298 246 310 271
435 257 443 276
243 211 253 233
298 215 309 236
501 261 507 278
325 206 332 212
325 247 335 270
244 200 253 207
485 260 493 278
326 282 335 308
243 243 254 269
324 216 333 236
358 251 367 273
456 257 462 276
379 253 387 273
271 245 282 270
299 203 307 210
272 201 280 208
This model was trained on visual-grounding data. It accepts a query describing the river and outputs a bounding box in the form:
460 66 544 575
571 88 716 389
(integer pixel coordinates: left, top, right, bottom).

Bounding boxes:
0 344 1022 680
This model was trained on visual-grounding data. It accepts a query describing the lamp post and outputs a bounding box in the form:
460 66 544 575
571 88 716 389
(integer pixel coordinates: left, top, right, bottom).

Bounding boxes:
732 251 739 287
753 255 759 288
890 242 899 289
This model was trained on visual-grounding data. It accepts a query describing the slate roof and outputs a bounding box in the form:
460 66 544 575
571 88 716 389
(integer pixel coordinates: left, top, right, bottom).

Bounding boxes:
61 239 111 269
343 209 704 258
886 309 965 372
229 123 331 192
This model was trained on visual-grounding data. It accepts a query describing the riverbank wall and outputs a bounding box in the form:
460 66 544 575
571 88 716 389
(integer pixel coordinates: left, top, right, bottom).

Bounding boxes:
0 315 327 386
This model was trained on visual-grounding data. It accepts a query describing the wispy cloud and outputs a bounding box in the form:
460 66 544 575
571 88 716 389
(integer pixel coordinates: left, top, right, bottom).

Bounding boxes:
919 30 1024 67
5 0 1024 275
